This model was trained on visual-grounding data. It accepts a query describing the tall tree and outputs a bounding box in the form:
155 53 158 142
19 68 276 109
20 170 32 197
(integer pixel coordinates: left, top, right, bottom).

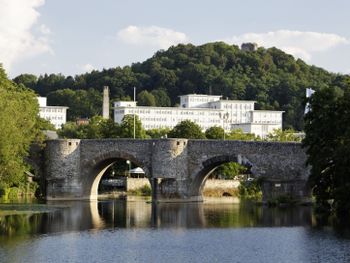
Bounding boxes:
0 66 41 187
303 86 350 217
137 90 156 106
119 114 147 138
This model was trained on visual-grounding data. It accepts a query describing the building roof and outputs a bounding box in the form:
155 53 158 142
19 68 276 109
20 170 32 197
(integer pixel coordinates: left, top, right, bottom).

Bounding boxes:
251 110 285 113
179 94 222 98
113 105 223 111
39 106 69 109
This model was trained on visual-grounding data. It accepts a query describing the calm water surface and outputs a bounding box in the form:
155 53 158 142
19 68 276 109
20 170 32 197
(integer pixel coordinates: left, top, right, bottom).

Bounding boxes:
1 198 350 263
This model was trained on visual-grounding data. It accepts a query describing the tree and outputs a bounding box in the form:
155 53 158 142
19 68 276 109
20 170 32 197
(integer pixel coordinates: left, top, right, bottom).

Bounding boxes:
266 128 301 142
58 116 120 139
12 74 37 89
303 86 350 217
213 162 248 179
205 126 225 139
146 128 171 138
58 122 86 139
168 120 205 139
137 90 156 106
47 88 102 121
151 89 171 106
226 129 256 141
0 66 41 188
119 114 147 138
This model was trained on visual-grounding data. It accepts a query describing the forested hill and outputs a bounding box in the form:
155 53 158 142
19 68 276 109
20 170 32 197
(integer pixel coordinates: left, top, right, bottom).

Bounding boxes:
13 42 350 130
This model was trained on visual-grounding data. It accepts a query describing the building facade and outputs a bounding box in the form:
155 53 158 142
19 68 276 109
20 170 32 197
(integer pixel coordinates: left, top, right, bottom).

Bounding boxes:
38 97 68 129
113 94 283 138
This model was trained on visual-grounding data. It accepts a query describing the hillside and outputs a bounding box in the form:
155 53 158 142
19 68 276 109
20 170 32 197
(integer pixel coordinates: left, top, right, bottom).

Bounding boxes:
13 42 350 130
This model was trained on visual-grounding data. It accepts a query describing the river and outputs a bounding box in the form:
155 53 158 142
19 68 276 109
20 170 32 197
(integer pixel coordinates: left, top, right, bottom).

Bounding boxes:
1 198 350 263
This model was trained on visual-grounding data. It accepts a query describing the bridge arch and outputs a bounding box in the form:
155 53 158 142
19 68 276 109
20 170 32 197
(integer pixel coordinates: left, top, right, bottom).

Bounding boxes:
81 150 151 200
190 154 254 198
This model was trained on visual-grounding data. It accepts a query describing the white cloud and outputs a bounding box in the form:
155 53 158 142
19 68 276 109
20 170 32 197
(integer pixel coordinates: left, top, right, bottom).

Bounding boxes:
0 0 52 72
118 25 189 49
223 30 349 61
39 24 51 35
81 63 95 73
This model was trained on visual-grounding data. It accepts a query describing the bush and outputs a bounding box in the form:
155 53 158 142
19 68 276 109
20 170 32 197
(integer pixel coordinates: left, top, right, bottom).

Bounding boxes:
128 184 152 196
0 183 9 197
8 187 20 200
238 180 262 200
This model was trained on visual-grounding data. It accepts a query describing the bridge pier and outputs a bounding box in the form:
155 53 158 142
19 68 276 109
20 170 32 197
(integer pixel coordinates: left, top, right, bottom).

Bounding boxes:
261 179 312 203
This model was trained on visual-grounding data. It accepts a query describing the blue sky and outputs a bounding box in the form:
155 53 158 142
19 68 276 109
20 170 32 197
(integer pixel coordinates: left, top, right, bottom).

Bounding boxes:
1 0 350 77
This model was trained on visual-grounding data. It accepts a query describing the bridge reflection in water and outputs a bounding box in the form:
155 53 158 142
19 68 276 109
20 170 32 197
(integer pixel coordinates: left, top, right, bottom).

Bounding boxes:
0 198 312 237
0 198 316 246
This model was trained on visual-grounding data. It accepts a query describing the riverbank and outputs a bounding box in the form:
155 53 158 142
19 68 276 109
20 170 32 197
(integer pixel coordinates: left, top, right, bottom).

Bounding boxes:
0 203 67 216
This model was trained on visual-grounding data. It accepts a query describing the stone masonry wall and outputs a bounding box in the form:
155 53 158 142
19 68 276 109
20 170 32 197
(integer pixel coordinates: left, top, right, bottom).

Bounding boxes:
126 178 151 191
203 179 240 190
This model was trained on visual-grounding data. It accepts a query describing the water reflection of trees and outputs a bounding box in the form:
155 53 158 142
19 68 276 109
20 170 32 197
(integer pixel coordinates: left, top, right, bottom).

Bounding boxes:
0 200 324 246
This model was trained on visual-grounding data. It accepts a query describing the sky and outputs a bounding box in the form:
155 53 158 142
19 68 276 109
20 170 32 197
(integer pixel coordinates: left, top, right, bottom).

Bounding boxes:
1 0 350 78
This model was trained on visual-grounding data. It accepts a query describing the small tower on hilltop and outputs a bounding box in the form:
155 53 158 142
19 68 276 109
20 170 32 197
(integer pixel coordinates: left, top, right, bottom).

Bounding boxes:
241 42 258 52
102 86 110 119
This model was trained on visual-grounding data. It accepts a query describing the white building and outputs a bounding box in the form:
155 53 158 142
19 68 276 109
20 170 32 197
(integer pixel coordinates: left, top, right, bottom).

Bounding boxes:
37 97 68 129
113 94 283 138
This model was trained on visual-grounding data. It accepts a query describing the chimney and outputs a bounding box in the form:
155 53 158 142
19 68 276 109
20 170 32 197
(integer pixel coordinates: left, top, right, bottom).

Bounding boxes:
102 86 109 119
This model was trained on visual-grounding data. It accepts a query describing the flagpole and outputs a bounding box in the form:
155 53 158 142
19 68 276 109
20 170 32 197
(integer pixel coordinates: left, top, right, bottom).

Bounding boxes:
133 87 136 139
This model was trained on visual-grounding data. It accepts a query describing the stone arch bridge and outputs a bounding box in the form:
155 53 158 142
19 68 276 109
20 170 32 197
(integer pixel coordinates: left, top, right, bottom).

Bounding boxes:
44 139 310 202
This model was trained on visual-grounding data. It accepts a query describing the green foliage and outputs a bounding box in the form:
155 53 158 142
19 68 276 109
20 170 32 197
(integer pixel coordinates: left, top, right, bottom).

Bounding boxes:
13 74 38 90
303 85 350 217
128 184 152 196
0 66 42 188
47 88 102 121
238 180 262 200
266 128 302 142
205 126 225 139
137 90 156 106
59 116 120 139
213 162 248 179
168 120 205 139
226 129 257 140
151 89 171 106
119 114 147 139
146 128 171 138
13 42 347 130
58 122 85 138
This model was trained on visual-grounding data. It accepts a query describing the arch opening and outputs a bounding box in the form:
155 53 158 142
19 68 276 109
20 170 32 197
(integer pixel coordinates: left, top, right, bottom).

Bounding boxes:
191 155 258 200
86 153 151 200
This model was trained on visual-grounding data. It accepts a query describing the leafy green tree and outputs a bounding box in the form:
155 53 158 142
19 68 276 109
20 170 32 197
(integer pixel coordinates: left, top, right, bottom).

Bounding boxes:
58 116 120 139
168 120 205 139
213 162 248 179
58 122 86 139
146 128 171 138
151 89 171 106
137 90 156 106
226 129 257 141
12 74 37 89
266 128 301 142
205 126 225 139
0 66 41 188
47 88 102 121
119 114 147 138
303 86 350 217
